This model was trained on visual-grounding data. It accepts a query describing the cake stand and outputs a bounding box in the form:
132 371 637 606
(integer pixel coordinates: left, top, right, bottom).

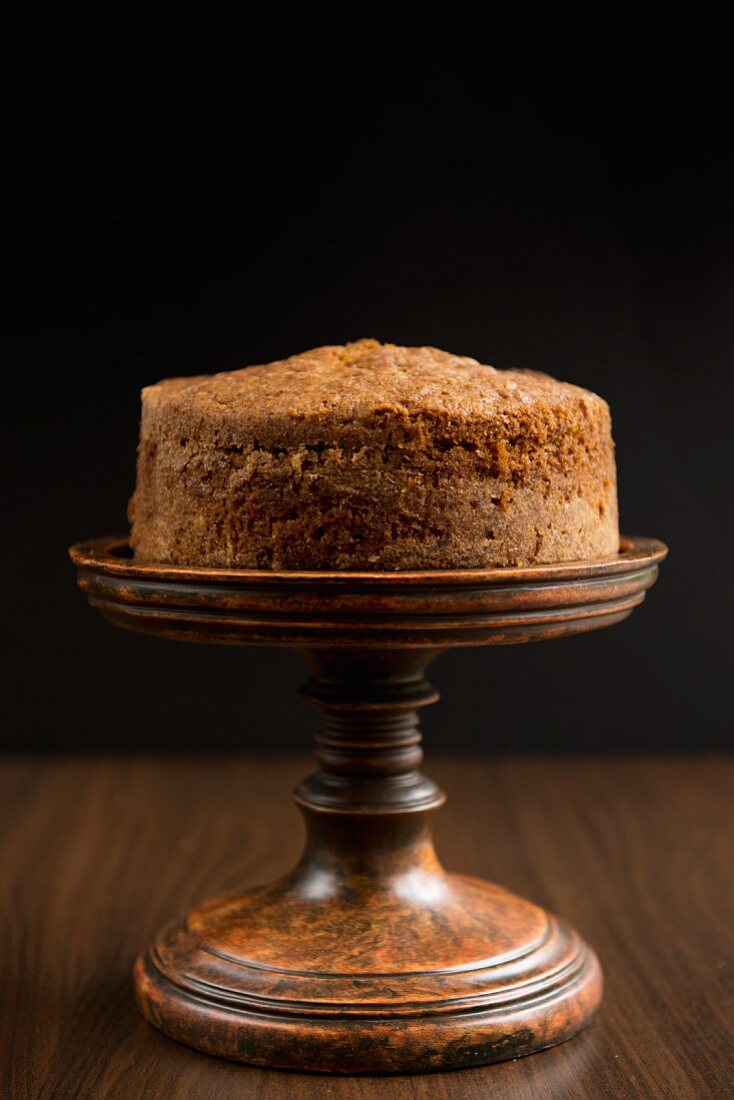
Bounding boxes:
70 534 666 1074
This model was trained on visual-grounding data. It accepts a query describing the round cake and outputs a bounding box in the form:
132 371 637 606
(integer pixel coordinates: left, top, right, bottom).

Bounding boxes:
129 339 619 570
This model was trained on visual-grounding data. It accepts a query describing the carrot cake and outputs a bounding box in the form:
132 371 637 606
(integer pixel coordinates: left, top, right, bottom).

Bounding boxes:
129 339 619 570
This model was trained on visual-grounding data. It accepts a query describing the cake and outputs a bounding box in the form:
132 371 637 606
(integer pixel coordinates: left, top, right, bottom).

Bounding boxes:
129 339 619 570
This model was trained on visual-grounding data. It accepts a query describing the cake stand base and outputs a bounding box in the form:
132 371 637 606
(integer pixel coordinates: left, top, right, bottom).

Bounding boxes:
133 651 601 1074
135 880 600 1074
70 535 666 1073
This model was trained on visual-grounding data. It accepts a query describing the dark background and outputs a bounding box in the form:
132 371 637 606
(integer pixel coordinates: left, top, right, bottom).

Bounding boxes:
4 14 732 752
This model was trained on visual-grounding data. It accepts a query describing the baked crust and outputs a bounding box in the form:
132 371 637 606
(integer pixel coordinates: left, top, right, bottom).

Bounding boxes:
129 339 619 569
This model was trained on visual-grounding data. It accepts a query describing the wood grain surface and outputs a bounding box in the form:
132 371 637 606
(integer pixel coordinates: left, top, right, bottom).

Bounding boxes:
2 755 732 1099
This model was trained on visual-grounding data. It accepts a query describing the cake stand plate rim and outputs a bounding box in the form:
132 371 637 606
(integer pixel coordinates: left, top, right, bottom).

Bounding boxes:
69 533 667 587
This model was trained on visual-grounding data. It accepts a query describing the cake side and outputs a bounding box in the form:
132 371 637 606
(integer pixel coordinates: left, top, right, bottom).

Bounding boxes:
129 341 619 570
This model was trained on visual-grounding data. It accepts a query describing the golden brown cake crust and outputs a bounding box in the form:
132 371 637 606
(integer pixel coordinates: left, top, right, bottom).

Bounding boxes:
129 339 619 570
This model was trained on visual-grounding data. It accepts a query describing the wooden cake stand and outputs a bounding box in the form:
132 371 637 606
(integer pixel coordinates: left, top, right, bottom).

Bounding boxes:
70 534 666 1074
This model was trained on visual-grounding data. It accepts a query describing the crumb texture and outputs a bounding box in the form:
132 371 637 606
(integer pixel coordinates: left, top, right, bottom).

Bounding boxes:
129 339 619 570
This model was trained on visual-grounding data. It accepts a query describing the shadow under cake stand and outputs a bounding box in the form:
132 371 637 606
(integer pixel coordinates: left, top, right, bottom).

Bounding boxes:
70 534 666 1074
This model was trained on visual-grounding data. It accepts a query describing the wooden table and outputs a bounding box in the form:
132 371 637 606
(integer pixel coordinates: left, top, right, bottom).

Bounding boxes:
3 755 732 1099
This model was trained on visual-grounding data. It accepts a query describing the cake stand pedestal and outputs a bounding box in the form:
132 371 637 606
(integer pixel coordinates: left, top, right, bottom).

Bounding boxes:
70 535 666 1074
